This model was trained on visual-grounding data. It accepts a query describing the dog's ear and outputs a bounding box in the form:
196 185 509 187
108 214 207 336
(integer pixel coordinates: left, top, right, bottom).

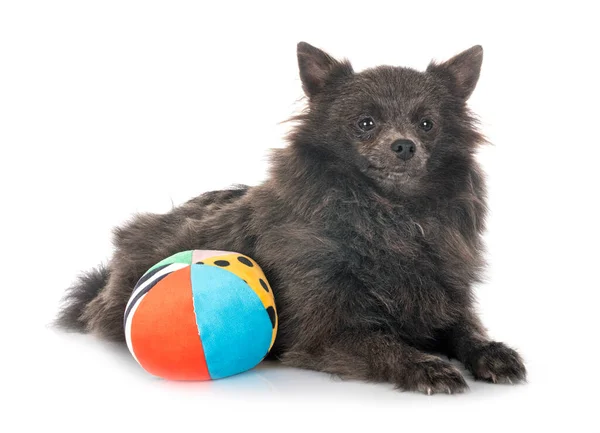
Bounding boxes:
297 42 353 98
428 45 483 100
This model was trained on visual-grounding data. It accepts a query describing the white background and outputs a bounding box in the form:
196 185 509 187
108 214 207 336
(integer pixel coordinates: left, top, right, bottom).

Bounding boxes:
1 1 599 431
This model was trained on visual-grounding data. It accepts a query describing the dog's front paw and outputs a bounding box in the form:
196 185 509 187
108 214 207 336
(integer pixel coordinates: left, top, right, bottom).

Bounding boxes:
404 357 468 395
468 341 526 384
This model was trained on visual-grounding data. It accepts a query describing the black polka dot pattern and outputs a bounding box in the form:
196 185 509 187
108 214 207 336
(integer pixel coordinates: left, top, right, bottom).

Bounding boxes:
259 278 269 292
214 260 230 267
237 256 254 267
195 261 204 265
266 306 276 328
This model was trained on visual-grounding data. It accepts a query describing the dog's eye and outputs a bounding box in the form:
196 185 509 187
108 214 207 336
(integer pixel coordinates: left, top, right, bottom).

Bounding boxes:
358 117 376 131
419 119 434 132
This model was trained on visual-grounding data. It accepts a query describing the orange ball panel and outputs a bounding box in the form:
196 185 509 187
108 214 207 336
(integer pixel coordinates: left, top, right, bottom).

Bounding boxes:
130 266 210 380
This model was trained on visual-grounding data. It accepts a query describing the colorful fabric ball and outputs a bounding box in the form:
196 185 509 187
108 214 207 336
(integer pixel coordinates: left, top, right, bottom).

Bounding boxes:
124 250 277 380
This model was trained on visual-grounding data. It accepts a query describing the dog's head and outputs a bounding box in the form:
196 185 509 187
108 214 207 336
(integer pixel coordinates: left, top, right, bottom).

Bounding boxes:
295 42 484 195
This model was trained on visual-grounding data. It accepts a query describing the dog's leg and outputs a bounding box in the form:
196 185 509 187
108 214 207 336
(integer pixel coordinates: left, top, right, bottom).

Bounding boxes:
440 312 526 384
281 331 468 394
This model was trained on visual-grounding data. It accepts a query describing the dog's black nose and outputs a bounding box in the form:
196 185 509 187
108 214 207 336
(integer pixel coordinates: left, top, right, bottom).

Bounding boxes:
390 139 416 161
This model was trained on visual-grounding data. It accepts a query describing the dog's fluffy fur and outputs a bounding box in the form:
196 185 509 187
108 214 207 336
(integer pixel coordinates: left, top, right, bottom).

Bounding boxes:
57 43 526 394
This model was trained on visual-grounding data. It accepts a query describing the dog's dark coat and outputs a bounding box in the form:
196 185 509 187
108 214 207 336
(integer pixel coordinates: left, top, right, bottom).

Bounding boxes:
57 43 525 393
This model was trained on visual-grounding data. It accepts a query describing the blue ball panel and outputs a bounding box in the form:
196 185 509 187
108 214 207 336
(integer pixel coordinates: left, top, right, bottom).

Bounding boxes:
190 264 272 379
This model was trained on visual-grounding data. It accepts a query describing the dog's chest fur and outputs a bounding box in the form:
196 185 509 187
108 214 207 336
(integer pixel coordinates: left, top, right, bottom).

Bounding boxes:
253 180 483 349
337 198 479 330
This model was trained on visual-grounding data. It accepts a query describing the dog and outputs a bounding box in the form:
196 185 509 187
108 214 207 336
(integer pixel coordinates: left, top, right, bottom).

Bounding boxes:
57 42 526 394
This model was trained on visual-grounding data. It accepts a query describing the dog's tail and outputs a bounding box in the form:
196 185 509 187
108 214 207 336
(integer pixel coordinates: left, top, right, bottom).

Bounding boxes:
55 265 109 332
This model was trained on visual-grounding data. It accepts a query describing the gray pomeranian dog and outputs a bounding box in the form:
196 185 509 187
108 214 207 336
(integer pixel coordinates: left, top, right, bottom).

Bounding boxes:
57 42 526 394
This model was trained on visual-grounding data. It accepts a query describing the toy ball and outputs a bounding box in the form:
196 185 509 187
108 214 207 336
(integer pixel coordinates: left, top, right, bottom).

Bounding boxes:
124 250 278 380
